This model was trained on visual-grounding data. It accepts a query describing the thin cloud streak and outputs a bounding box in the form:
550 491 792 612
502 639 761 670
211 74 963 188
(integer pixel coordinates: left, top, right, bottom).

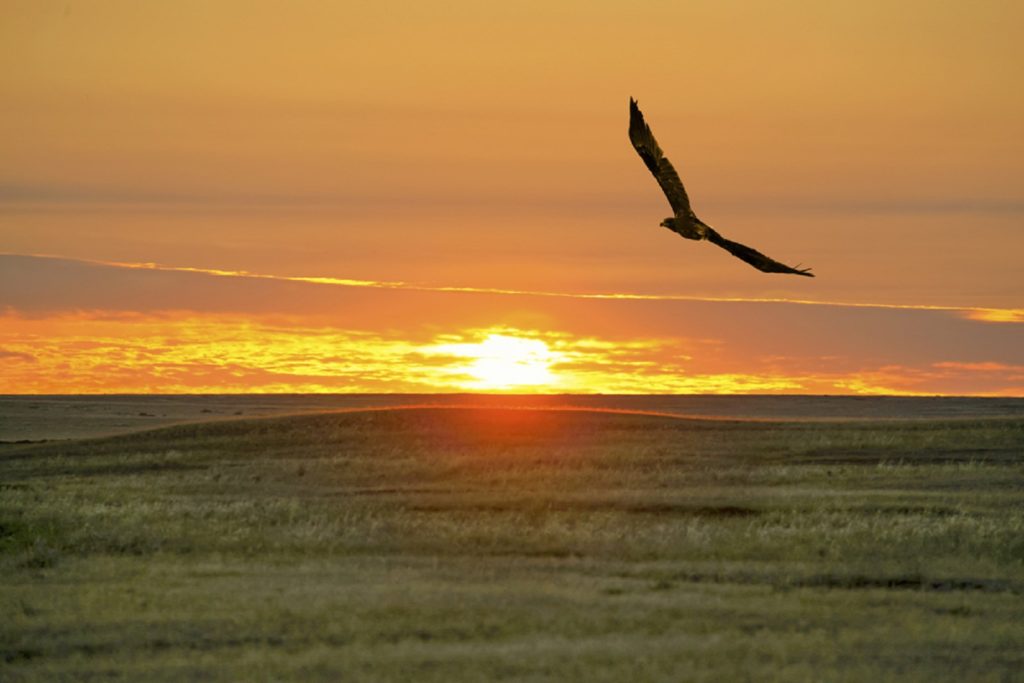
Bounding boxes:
15 253 1021 324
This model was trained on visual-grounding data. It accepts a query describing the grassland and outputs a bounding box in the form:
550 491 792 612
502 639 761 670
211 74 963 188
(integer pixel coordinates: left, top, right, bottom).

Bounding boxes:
2 407 1023 681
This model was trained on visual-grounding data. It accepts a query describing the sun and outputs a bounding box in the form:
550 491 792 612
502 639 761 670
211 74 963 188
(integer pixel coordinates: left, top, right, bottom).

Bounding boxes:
435 333 562 391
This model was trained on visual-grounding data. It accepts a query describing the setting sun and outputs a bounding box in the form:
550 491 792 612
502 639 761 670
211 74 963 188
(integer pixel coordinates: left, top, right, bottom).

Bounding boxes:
2 2 1022 399
432 333 562 391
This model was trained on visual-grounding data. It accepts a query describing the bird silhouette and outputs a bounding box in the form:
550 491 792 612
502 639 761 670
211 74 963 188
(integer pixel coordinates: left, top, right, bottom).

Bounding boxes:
629 98 813 277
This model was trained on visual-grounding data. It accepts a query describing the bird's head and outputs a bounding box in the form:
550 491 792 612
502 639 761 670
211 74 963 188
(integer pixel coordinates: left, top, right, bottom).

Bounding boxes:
659 217 677 230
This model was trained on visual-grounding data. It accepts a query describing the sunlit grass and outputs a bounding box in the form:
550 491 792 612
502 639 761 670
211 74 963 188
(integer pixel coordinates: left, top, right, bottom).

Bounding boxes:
1 408 1023 680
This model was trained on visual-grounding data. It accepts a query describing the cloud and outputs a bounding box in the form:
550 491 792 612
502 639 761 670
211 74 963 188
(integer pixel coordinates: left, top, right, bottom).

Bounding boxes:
0 348 36 363
933 361 1024 373
960 309 1024 324
832 361 1024 397
1 254 1023 396
0 310 1019 396
0 313 738 394
5 253 1023 324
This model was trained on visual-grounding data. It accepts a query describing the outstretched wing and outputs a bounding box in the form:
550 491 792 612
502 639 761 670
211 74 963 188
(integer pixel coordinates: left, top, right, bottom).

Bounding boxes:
704 226 814 277
628 98 691 216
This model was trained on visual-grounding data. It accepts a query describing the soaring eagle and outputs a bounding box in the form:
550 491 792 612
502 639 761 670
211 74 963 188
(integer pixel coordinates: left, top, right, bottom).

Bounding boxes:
629 98 813 277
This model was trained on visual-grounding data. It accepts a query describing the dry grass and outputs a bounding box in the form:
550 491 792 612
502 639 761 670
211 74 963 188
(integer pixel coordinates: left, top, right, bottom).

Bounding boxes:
2 407 1023 681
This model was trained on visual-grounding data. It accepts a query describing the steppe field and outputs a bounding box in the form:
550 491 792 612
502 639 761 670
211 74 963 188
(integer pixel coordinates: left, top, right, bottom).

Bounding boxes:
2 401 1023 681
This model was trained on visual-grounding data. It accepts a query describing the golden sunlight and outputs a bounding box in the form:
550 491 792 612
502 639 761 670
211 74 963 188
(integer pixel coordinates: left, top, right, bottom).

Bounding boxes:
433 333 563 391
4 312 1014 396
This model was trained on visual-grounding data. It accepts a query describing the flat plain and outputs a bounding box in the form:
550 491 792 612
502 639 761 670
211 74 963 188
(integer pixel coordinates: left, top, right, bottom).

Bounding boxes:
2 404 1023 681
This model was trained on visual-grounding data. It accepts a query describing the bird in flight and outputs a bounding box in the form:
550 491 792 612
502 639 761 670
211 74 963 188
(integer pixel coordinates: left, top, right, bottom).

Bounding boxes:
628 98 813 277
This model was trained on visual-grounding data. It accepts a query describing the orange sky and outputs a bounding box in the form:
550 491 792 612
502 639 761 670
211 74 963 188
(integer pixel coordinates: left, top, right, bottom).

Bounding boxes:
1 1 1022 395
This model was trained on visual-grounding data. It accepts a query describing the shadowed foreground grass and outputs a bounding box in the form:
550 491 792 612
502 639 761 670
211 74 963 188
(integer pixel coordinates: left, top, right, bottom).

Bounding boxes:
2 407 1023 681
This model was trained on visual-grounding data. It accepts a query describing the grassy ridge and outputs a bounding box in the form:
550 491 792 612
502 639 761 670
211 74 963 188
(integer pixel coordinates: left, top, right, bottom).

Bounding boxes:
2 408 1023 680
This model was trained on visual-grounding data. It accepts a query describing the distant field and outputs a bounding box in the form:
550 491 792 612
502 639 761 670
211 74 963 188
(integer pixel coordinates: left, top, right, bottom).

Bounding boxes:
2 407 1023 681
4 393 1024 442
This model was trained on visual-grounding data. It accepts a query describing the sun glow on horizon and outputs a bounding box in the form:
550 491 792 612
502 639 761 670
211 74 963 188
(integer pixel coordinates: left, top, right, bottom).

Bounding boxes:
0 311 1020 396
429 333 564 391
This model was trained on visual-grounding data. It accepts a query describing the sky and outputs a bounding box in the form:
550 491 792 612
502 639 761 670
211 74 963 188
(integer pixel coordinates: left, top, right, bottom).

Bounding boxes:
1 0 1022 395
